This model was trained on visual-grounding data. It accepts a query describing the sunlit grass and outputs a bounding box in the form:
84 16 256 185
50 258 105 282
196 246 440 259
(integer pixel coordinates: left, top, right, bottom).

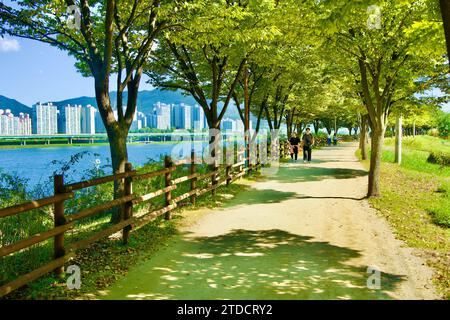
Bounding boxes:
358 135 450 299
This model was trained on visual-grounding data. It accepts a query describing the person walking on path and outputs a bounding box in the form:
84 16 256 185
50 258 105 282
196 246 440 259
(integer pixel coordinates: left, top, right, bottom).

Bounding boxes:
302 128 314 163
333 133 338 146
289 132 301 161
327 133 332 146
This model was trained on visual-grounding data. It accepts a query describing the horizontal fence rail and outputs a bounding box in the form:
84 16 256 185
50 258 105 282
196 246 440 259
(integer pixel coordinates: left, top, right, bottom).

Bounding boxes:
0 142 272 297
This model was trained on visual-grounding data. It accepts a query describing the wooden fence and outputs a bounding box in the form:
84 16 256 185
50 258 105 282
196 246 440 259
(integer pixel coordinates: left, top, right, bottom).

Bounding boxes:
0 145 266 297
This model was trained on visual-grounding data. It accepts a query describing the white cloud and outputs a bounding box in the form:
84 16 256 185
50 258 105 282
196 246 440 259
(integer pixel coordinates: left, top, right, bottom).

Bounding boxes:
0 38 21 53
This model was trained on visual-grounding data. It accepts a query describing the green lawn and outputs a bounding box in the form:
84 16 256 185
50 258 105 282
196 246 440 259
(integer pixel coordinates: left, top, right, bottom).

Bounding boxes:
384 135 450 154
358 135 450 299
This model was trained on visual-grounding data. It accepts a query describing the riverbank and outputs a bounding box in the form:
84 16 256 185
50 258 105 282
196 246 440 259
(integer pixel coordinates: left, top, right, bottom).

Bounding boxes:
0 140 204 150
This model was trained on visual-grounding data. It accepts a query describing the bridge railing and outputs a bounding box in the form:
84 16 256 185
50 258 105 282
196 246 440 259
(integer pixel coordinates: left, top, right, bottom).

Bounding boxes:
0 144 264 297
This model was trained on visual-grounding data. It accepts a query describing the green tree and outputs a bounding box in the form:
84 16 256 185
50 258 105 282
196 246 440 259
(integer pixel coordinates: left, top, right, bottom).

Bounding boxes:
0 0 175 222
322 0 447 196
437 111 450 137
146 1 273 151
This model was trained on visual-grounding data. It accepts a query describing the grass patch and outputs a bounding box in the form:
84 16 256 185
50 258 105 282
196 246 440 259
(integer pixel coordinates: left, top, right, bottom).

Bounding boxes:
381 148 450 176
384 136 450 154
357 136 450 299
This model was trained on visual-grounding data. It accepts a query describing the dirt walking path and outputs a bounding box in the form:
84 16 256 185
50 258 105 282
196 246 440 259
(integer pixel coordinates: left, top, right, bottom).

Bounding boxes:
100 143 438 300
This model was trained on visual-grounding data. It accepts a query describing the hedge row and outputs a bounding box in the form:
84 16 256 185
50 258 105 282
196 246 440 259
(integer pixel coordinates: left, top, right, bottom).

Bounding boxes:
427 152 450 166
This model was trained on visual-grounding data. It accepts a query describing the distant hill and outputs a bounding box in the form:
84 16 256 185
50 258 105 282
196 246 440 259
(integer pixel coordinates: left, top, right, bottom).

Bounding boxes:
51 96 98 108
0 89 254 121
51 89 248 120
51 89 198 115
0 95 32 115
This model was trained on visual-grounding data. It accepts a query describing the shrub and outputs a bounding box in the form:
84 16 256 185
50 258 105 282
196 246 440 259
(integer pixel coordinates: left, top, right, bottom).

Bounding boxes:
427 152 450 166
339 134 357 142
428 128 439 137
313 132 328 147
437 113 450 138
432 210 450 227
428 183 450 228
385 130 394 138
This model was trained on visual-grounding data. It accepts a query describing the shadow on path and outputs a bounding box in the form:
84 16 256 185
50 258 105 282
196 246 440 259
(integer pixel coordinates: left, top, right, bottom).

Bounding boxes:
221 189 298 208
294 195 368 201
101 229 405 300
264 166 368 184
220 188 367 209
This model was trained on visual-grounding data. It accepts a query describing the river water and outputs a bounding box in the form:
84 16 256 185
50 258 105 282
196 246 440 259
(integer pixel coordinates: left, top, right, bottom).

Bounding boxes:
0 142 203 189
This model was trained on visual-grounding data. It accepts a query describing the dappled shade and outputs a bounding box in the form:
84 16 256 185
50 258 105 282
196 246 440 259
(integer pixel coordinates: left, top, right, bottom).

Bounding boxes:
100 229 405 300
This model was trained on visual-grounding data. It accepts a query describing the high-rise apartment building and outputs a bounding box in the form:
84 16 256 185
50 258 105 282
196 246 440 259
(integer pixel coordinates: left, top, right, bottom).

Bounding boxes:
0 109 13 135
81 105 96 134
191 105 205 130
58 104 82 134
18 113 32 135
148 102 171 130
0 110 32 135
32 102 58 134
138 112 147 128
171 103 191 130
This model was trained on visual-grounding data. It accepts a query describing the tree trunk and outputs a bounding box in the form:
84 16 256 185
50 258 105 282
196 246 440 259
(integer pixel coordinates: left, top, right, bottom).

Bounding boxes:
109 130 129 223
395 115 402 165
360 115 369 160
286 114 293 140
296 122 305 136
243 68 251 168
250 101 265 145
368 126 385 197
313 120 320 134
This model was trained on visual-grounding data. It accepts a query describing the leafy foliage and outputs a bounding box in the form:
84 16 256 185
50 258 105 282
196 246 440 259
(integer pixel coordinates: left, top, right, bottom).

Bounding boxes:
437 112 450 137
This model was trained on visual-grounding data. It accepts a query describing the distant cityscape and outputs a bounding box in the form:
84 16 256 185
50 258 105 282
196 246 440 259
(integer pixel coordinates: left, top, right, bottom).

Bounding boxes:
0 102 254 136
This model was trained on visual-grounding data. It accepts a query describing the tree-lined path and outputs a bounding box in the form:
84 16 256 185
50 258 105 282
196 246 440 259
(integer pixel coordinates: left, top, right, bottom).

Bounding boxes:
100 143 437 300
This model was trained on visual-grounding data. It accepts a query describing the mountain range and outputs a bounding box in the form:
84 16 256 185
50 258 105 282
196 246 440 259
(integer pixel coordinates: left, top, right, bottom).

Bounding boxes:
0 95 31 114
0 89 247 120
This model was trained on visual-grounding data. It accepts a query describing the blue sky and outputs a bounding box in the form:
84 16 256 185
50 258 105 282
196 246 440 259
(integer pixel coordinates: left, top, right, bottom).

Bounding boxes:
0 37 153 106
0 36 448 112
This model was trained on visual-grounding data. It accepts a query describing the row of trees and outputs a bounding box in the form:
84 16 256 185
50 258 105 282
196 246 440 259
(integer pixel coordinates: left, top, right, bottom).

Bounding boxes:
1 0 448 221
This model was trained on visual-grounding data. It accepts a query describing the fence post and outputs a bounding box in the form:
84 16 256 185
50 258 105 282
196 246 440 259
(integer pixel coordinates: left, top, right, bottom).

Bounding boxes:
256 142 260 171
53 174 66 275
164 156 173 220
239 146 244 179
212 159 218 196
226 163 232 186
123 162 133 244
190 150 197 205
